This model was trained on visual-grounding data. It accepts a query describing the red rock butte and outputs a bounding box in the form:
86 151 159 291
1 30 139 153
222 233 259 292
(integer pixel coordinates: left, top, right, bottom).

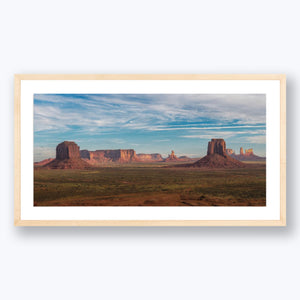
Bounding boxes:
182 138 245 169
43 141 91 169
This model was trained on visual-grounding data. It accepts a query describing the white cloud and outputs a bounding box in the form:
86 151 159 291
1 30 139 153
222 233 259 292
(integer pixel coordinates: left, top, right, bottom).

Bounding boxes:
34 94 266 135
181 131 236 139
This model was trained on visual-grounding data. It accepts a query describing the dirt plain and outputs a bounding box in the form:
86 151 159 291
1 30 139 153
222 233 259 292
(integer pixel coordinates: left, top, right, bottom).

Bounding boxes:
34 161 266 206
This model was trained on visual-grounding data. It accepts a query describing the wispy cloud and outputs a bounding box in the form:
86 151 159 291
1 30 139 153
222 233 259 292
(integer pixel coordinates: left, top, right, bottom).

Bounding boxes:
34 94 266 133
34 94 266 160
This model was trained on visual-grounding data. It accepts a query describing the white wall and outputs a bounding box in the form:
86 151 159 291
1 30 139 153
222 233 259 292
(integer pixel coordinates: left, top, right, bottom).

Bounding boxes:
0 0 297 299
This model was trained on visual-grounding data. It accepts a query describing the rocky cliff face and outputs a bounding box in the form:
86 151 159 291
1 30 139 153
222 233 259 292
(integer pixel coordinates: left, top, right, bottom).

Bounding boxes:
137 153 163 162
207 139 227 156
80 149 139 164
79 150 90 159
119 149 138 162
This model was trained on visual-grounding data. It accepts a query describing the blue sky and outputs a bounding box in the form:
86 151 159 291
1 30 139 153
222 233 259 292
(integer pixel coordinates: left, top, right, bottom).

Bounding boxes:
34 94 266 161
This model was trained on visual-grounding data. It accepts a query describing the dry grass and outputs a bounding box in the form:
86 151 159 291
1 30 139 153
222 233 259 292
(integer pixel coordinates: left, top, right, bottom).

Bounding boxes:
34 162 266 206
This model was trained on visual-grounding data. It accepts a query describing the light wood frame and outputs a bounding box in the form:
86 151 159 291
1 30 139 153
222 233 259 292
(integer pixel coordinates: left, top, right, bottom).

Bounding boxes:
14 74 286 226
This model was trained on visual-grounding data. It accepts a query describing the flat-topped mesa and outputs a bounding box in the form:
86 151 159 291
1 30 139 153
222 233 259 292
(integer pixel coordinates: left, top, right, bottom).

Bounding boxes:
207 139 226 156
80 149 139 164
137 153 163 162
119 149 138 162
56 141 80 160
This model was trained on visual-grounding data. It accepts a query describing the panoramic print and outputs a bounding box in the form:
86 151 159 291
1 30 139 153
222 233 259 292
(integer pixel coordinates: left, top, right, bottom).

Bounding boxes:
34 94 266 206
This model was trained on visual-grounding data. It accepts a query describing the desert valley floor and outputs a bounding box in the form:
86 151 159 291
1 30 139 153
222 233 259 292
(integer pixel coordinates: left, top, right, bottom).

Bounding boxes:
34 161 266 206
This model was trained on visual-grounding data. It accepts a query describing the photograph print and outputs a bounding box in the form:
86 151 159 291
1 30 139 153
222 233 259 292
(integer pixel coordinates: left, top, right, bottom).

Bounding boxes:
34 93 266 207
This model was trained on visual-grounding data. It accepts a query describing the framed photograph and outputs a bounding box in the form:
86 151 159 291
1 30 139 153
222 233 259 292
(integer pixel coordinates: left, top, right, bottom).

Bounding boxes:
14 74 286 226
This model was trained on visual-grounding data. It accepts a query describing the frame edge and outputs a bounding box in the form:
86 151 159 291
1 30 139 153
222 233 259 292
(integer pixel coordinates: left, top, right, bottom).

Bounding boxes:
14 74 286 227
14 220 286 227
14 75 21 226
280 75 287 226
14 74 286 81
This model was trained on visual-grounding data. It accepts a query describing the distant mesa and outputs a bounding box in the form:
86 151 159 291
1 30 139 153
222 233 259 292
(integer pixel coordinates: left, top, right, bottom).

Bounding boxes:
137 153 163 162
35 139 261 170
178 156 190 160
179 139 245 169
80 149 139 164
80 149 190 164
36 144 167 167
43 141 91 169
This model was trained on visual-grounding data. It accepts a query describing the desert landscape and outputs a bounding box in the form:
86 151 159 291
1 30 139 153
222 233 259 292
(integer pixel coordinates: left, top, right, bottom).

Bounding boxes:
34 93 266 207
34 138 266 206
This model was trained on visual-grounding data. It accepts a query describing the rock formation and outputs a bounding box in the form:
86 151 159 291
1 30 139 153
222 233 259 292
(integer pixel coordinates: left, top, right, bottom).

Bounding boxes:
80 149 139 164
164 150 179 162
137 153 163 162
229 147 265 161
226 147 262 160
35 143 194 167
244 148 254 156
178 156 192 160
226 149 234 155
179 139 245 169
44 141 91 169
